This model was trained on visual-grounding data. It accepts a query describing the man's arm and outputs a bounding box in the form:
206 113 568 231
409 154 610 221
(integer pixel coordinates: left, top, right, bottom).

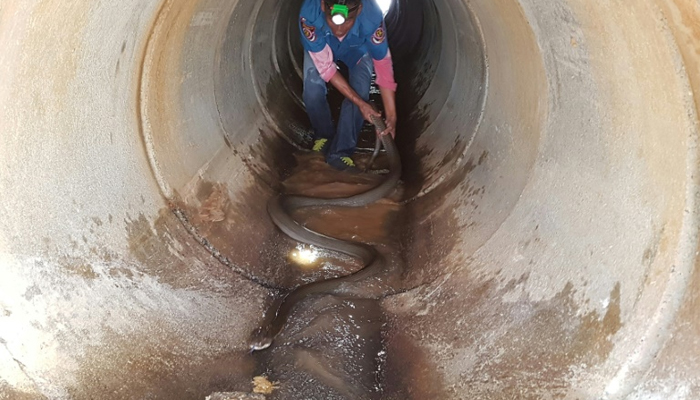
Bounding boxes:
373 50 397 137
306 44 380 123
327 72 382 123
379 88 396 138
367 18 397 137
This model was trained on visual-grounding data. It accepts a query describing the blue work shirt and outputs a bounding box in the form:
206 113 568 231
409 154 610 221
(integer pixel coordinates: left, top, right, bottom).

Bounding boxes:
299 0 389 67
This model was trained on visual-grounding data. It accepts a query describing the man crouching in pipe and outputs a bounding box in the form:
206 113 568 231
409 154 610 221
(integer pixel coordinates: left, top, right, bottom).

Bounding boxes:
300 0 397 172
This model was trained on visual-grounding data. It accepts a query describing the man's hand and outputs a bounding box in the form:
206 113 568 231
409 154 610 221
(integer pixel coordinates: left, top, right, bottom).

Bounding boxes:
359 101 382 124
327 71 397 137
328 73 382 124
378 114 396 138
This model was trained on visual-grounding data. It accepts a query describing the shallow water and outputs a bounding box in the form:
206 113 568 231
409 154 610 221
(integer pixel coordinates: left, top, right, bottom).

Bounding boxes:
254 151 406 399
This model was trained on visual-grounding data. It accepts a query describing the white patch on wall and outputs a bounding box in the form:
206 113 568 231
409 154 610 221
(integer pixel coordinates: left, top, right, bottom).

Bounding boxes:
0 252 256 398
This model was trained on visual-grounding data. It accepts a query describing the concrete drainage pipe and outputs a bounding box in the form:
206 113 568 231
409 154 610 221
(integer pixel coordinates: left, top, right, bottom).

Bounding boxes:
1 0 699 398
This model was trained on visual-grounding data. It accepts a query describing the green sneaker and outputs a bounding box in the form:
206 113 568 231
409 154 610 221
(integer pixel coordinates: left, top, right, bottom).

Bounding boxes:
327 156 360 173
312 138 328 153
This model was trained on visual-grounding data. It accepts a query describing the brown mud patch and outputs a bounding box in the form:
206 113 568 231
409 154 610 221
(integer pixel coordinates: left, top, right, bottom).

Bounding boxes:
282 152 402 200
181 179 290 288
125 208 245 291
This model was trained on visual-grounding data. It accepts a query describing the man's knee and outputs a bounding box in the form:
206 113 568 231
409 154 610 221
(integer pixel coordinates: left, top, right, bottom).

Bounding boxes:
357 83 371 101
351 77 371 101
356 53 373 75
350 55 373 100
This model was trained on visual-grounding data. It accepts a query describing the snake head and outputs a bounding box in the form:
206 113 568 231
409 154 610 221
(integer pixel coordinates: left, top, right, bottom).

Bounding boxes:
248 327 274 352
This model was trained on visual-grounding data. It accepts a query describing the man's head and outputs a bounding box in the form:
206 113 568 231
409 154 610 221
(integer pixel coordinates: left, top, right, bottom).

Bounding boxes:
322 0 361 37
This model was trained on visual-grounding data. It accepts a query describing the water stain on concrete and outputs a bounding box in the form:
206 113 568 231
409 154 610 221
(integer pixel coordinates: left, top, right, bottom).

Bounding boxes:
382 329 449 400
398 147 490 290
396 103 432 198
625 231 700 398
68 325 256 400
198 183 229 223
183 179 293 288
62 263 99 280
21 0 89 104
0 381 45 400
384 274 623 398
125 207 242 291
399 153 480 287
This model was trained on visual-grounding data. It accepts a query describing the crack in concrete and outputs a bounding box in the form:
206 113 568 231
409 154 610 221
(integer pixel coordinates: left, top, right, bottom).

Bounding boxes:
0 337 42 393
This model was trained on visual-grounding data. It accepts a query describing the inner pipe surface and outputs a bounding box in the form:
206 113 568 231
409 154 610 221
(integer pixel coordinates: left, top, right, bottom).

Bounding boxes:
1 0 699 399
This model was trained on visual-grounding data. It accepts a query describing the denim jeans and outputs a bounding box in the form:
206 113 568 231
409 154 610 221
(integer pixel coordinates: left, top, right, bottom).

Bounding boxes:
303 51 373 162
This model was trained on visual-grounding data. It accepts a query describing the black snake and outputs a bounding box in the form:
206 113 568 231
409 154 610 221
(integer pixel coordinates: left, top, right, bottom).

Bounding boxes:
249 116 401 351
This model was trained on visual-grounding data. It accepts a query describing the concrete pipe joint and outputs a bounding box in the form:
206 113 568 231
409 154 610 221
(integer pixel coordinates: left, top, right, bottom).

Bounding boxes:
1 0 699 398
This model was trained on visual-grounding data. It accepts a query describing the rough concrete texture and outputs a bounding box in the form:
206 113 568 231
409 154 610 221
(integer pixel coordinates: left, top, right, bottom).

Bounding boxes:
206 392 265 400
1 0 699 398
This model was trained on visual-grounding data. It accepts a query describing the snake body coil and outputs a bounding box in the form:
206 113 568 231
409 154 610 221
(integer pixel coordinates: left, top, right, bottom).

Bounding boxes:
250 117 401 351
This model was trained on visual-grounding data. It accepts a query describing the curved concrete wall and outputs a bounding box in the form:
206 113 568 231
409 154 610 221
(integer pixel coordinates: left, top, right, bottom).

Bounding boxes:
1 0 699 399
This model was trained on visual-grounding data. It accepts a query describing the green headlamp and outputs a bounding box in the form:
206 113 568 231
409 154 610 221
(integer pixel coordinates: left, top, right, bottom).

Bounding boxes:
330 4 349 25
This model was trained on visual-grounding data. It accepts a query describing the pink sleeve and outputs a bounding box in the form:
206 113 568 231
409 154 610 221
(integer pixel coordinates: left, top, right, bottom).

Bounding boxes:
309 45 337 82
373 50 397 91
